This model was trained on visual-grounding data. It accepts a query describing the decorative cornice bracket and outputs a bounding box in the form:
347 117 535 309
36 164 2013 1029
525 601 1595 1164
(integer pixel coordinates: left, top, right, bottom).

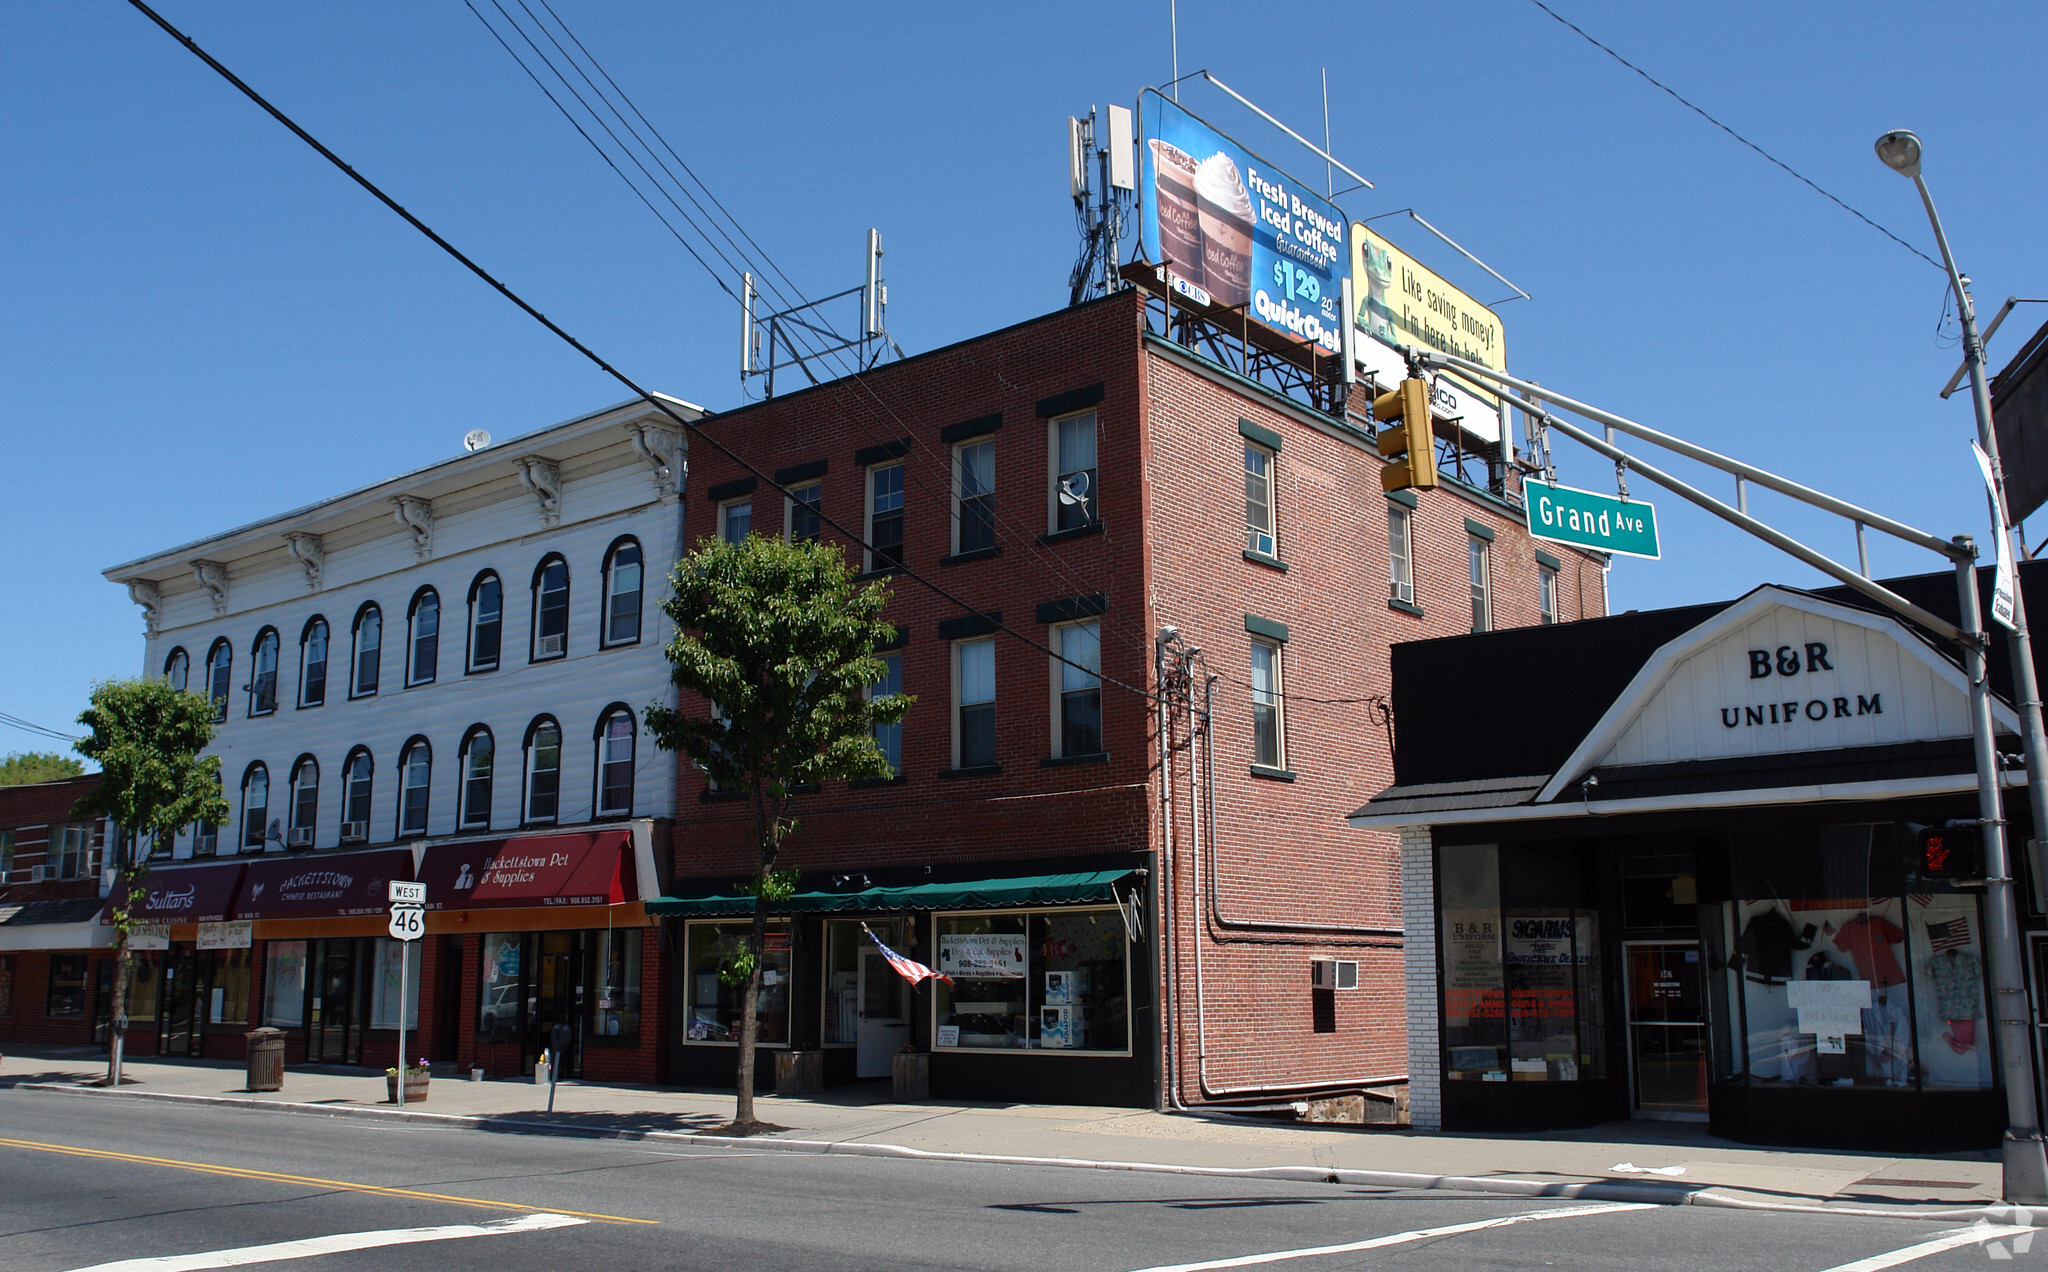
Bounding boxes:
627 421 684 501
284 531 325 591
390 496 434 561
124 578 162 636
516 456 563 528
190 560 228 616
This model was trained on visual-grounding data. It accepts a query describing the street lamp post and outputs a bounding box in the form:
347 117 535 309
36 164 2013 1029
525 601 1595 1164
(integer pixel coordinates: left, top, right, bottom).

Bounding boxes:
1879 128 2048 1204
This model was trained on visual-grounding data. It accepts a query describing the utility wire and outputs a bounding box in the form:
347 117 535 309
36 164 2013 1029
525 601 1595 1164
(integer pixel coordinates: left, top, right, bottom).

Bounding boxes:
1525 0 1944 271
123 0 1172 709
0 711 82 745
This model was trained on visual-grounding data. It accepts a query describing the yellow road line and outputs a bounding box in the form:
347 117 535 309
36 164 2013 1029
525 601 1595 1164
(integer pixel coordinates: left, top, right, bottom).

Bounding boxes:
0 1136 658 1225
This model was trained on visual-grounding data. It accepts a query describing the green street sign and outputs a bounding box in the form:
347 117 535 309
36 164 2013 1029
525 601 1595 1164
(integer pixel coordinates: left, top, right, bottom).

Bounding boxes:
1524 479 1660 559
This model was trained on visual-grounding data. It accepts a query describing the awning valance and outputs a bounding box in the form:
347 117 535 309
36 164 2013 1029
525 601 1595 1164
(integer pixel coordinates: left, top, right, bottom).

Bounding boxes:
236 849 416 920
648 869 1138 918
418 829 633 910
100 862 245 925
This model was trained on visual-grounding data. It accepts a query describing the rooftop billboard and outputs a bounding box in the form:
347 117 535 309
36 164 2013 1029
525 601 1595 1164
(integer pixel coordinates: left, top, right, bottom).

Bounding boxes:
1138 90 1347 357
1351 223 1507 407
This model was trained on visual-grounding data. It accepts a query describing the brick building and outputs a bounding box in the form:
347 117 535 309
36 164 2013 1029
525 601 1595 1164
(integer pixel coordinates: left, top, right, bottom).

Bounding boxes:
654 286 1605 1105
0 773 117 1052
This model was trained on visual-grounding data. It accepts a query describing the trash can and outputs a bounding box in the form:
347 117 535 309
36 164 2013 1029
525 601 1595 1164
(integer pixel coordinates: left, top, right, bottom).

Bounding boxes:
245 1027 285 1092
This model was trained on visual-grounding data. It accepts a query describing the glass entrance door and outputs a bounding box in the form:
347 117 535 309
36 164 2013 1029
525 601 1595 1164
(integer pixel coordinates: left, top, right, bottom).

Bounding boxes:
307 939 362 1065
856 940 911 1078
159 945 204 1058
523 932 583 1079
1623 940 1708 1119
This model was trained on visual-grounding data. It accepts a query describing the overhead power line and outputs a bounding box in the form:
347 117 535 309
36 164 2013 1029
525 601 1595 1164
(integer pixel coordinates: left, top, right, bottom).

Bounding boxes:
0 711 81 745
1524 0 1944 271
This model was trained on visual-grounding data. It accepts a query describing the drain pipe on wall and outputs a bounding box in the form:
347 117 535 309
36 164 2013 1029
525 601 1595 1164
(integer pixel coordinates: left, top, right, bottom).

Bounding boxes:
1155 627 1186 1111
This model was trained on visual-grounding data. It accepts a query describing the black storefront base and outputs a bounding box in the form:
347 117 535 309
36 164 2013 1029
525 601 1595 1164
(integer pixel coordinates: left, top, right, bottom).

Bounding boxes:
1443 1077 1620 1133
931 1048 1151 1107
1708 1082 2006 1153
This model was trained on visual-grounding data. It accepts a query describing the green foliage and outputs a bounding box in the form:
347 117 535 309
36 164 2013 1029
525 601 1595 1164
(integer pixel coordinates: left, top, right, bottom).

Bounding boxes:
0 751 84 786
72 678 227 862
646 535 913 811
737 865 802 903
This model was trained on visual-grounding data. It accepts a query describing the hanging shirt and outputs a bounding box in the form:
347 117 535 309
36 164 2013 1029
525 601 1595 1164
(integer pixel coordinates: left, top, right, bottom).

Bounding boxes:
1736 909 1811 980
1832 913 1907 988
1925 950 1984 1021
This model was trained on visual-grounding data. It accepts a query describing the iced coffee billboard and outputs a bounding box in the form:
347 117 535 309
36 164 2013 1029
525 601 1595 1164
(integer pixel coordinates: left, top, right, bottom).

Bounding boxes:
1138 90 1346 356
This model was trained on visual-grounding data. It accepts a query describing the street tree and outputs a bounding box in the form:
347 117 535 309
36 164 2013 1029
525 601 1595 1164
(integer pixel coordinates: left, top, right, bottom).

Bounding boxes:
0 751 84 785
72 677 227 1088
647 534 910 1132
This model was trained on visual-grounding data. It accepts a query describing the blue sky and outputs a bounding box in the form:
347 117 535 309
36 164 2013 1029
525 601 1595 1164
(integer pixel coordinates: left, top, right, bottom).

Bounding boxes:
4 1 2045 758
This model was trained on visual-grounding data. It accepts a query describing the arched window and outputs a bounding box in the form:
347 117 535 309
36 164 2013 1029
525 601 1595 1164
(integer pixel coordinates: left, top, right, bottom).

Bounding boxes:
398 737 432 838
288 755 319 849
523 716 562 825
340 749 373 843
299 617 329 707
249 628 280 716
458 726 495 828
466 572 503 673
164 647 190 692
407 587 440 686
351 603 382 698
601 538 643 647
532 556 569 661
595 705 635 818
204 639 232 722
241 762 270 852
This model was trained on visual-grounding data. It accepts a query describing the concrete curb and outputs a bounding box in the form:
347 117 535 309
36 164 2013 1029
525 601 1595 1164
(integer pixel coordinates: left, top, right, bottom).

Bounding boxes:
10 1082 2009 1222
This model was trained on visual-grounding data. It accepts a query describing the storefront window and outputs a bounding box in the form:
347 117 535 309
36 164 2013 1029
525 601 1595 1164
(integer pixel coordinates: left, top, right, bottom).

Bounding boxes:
205 948 251 1025
48 954 89 1017
1715 823 1989 1091
479 932 523 1042
1440 843 1505 1081
933 909 1129 1052
262 940 307 1027
368 939 421 1030
127 951 162 1023
0 954 12 1015
685 921 791 1045
591 929 641 1040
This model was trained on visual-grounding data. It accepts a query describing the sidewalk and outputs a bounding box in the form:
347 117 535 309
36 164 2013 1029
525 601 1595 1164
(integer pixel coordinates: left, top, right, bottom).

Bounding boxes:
0 1047 2008 1219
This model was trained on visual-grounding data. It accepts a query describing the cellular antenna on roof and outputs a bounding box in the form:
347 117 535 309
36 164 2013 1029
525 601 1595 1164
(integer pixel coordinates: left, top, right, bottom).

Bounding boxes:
740 230 902 398
1067 103 1135 307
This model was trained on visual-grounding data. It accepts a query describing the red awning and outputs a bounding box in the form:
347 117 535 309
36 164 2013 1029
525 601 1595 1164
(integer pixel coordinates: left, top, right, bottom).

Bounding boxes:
101 862 245 925
417 830 633 910
235 849 416 921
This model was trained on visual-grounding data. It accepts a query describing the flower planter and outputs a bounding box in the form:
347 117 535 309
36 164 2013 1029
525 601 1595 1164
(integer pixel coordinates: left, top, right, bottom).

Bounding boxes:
386 1072 430 1104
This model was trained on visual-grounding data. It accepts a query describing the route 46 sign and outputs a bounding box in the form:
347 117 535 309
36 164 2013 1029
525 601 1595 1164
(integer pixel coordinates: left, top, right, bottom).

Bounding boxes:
387 880 426 942
1524 479 1661 560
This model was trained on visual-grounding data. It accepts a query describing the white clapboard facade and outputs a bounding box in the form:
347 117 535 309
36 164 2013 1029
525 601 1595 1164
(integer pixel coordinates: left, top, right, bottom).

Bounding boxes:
104 395 699 857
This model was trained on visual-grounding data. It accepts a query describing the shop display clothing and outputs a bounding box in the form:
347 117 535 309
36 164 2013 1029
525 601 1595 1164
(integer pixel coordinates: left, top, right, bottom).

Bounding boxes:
1863 987 1910 1083
1832 913 1907 988
1737 908 1814 981
1925 949 1983 1023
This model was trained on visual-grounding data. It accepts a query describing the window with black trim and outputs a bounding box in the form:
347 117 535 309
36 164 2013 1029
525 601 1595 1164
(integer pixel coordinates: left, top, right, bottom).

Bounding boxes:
787 483 822 544
1539 564 1559 625
953 437 996 555
524 717 562 824
407 588 440 685
398 738 431 838
340 748 373 843
241 762 270 852
287 756 318 849
1244 443 1276 558
1250 639 1284 770
206 639 232 722
719 498 753 546
248 628 280 716
1388 506 1414 604
1053 620 1102 758
870 654 903 776
532 557 569 661
299 617 328 707
954 638 996 769
602 538 643 647
866 464 904 570
351 604 382 697
1051 410 1098 532
164 647 189 692
596 706 635 817
1469 536 1491 633
467 572 503 672
460 726 494 829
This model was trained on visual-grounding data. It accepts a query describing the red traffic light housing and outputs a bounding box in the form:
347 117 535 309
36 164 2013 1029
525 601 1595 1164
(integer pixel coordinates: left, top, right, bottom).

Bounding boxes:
1916 826 1983 880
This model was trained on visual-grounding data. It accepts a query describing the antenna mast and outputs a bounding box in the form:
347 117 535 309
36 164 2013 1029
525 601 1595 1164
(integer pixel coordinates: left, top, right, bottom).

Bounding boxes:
1067 104 1135 306
739 231 901 397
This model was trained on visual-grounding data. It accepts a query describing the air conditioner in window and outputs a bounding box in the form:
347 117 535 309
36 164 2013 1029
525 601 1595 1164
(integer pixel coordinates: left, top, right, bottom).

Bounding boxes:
286 827 314 848
28 864 49 883
339 821 368 844
537 634 565 657
1310 958 1359 990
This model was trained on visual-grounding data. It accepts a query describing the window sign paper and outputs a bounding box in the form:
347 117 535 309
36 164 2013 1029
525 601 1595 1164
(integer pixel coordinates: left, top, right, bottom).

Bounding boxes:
938 932 1027 979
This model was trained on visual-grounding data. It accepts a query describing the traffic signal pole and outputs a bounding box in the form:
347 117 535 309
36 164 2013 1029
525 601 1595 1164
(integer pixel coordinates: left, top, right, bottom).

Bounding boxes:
1403 343 2048 1203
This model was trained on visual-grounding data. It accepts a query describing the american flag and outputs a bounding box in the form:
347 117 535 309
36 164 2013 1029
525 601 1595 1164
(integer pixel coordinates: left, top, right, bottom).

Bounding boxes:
1926 917 1973 953
863 923 952 986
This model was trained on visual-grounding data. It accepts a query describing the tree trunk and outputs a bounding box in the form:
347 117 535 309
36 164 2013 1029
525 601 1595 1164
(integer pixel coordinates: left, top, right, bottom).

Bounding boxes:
734 891 766 1127
107 932 132 1088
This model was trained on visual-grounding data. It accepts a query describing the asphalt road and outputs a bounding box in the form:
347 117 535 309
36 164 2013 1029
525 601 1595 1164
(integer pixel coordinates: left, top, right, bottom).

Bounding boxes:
0 1088 2033 1272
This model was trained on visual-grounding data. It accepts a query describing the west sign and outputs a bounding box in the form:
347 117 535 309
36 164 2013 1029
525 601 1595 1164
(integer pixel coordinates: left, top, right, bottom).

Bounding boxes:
1524 479 1660 560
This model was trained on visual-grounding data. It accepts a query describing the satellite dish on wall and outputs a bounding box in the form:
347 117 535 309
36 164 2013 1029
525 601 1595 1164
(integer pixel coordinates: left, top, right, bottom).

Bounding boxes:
463 429 492 453
1058 471 1091 511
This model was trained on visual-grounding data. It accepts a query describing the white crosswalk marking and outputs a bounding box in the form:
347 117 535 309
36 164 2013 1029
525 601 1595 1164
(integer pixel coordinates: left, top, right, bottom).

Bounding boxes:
1816 1224 2039 1271
60 1211 588 1272
1120 1201 1656 1272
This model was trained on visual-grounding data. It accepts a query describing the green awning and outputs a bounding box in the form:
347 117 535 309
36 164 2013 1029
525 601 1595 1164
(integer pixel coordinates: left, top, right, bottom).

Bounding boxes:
647 869 1136 918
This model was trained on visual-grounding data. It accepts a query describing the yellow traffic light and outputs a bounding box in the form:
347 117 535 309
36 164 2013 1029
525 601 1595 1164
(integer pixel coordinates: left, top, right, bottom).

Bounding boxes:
1373 378 1437 492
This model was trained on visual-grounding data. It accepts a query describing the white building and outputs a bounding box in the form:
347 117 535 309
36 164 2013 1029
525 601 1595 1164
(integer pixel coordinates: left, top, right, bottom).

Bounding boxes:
99 394 698 1079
